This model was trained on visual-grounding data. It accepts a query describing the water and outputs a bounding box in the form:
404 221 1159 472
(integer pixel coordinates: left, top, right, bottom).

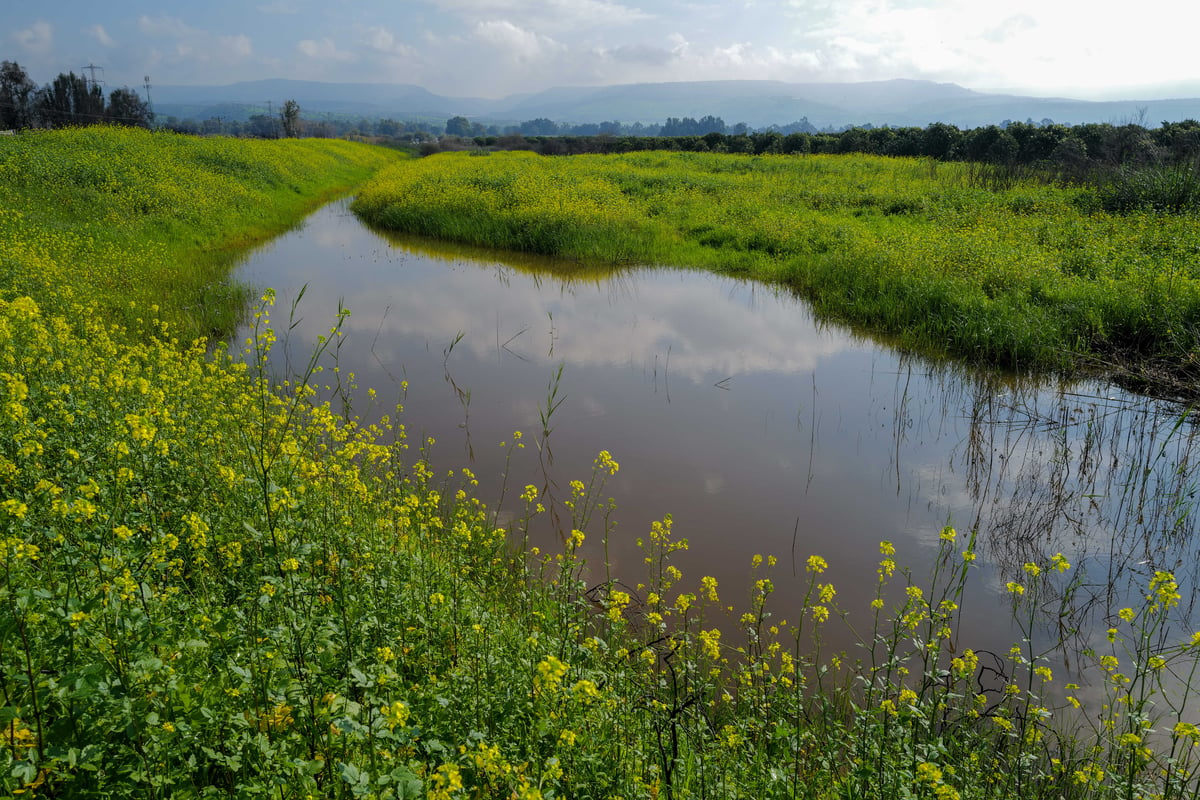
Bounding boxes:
232 198 1200 669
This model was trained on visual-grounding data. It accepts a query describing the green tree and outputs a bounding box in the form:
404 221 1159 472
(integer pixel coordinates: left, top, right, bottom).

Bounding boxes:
106 87 152 128
445 115 472 136
0 60 36 129
280 99 301 138
36 72 105 128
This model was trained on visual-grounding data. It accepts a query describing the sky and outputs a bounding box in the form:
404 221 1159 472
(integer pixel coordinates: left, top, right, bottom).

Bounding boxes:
6 0 1200 101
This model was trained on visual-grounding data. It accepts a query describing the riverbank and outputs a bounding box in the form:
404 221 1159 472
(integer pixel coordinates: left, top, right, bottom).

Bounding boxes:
353 150 1200 392
2 129 1199 798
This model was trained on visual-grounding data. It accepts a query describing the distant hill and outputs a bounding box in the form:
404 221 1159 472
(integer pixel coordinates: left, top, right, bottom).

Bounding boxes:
152 78 1200 129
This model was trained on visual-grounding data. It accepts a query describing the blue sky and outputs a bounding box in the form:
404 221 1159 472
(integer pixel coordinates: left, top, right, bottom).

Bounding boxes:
6 0 1200 100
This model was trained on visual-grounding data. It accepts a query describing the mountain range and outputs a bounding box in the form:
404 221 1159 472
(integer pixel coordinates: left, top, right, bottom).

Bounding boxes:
152 78 1200 130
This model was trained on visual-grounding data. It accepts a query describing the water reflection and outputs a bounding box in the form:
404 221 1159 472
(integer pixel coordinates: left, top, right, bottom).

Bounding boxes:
232 199 1199 669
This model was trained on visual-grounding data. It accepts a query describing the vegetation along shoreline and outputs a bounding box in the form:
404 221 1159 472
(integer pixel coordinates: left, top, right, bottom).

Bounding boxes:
4 127 1200 797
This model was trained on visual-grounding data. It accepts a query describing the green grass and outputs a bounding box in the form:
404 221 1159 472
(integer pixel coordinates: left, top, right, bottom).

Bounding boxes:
353 150 1200 383
0 126 398 343
4 129 1200 798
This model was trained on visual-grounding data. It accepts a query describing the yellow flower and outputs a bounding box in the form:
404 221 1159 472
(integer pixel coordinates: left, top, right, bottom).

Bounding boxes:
939 526 956 542
1005 581 1025 596
806 554 828 573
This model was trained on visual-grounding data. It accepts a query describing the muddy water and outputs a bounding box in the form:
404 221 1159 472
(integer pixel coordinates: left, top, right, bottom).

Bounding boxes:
232 198 1200 669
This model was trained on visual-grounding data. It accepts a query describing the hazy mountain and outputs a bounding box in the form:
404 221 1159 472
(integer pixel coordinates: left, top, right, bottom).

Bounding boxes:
152 78 1200 129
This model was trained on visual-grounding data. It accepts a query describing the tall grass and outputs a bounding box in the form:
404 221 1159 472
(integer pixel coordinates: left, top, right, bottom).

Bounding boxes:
5 128 1200 798
354 151 1200 385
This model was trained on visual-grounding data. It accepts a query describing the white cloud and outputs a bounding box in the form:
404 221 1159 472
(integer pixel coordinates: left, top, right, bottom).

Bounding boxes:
87 24 114 48
428 0 652 32
775 0 1200 98
221 34 253 58
135 15 254 79
13 21 53 55
138 15 200 39
297 38 358 62
359 25 418 59
473 20 566 62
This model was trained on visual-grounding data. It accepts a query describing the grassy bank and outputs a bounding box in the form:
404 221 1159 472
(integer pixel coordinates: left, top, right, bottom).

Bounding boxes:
0 126 396 342
353 150 1200 384
4 129 1200 798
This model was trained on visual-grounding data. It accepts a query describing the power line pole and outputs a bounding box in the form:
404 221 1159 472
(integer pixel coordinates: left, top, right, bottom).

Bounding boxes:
81 63 104 90
143 75 154 120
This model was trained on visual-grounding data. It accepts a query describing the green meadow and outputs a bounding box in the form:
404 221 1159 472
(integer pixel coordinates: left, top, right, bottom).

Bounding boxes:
3 129 1200 798
355 150 1200 386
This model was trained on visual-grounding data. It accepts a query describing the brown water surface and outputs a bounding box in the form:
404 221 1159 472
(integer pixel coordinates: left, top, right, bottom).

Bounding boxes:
232 198 1200 671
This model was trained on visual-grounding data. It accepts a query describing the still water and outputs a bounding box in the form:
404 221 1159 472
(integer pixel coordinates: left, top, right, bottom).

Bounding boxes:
233 198 1200 667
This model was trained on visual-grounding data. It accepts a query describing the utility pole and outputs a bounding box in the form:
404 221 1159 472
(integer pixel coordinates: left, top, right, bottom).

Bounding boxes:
143 75 154 120
81 63 104 90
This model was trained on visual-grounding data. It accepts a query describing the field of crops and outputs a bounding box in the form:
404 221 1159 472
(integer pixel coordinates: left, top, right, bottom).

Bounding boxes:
355 150 1200 382
5 130 1200 798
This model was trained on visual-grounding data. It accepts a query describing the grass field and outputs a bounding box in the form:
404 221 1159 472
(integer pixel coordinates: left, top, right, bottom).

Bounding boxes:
3 130 1200 797
354 150 1200 385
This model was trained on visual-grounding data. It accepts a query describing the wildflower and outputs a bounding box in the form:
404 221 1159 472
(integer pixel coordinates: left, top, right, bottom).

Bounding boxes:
1148 571 1181 611
1117 607 1135 623
1174 722 1200 740
1 499 27 518
811 605 830 623
1050 552 1071 572
1022 562 1040 577
699 628 721 660
1005 581 1025 596
939 526 956 542
536 656 568 687
879 540 896 556
806 554 827 573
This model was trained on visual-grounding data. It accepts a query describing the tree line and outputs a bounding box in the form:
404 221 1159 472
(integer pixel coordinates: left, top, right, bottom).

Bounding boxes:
1 61 152 130
455 118 1200 173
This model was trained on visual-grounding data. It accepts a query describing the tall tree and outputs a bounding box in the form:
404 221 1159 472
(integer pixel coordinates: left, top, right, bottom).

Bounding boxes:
0 61 36 129
36 72 105 128
106 87 152 128
280 99 301 138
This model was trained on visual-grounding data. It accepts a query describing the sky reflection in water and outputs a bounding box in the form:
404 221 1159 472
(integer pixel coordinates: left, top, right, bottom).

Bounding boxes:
233 199 1200 671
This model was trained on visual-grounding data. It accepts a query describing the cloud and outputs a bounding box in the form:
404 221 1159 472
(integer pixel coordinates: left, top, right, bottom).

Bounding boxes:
136 15 255 79
428 0 652 32
359 26 418 59
87 24 114 48
138 15 200 39
604 43 673 66
13 21 53 55
221 34 253 58
473 20 566 63
297 38 358 62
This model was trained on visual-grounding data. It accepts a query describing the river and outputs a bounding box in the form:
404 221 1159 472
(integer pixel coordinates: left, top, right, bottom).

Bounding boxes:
232 198 1200 673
